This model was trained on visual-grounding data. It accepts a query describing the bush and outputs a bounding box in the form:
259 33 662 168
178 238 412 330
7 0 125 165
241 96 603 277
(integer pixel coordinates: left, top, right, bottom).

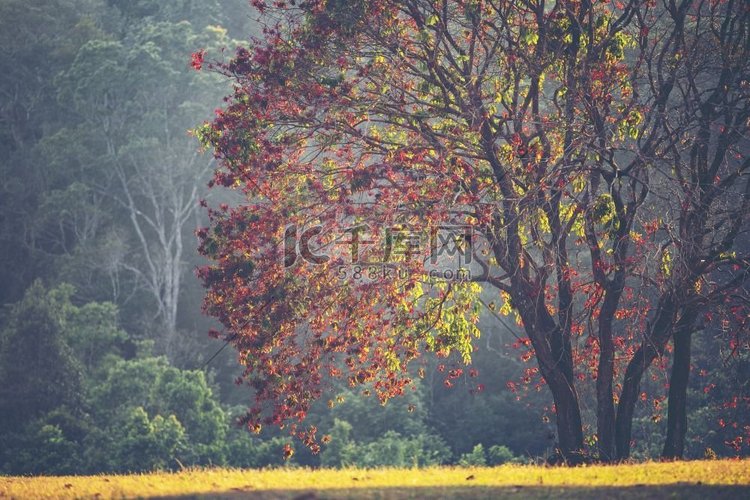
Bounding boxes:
99 407 186 473
356 431 411 468
320 419 355 467
4 423 81 475
224 432 295 468
88 356 228 468
487 444 515 465
409 433 453 467
458 443 487 466
319 421 452 468
354 431 452 468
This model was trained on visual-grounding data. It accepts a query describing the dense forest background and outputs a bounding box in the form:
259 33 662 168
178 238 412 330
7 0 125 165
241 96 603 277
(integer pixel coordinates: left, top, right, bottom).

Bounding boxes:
0 0 746 475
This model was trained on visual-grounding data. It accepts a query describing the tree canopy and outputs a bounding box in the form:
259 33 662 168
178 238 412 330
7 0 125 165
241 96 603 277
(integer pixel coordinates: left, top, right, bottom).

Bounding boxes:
198 0 750 462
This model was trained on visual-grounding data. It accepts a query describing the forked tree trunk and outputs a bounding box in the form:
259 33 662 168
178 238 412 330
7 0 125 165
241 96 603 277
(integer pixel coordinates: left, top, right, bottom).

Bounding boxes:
516 298 585 463
615 296 677 459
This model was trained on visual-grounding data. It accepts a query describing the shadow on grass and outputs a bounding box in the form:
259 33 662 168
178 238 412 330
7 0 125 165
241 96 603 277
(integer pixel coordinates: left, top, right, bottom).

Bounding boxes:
159 483 750 499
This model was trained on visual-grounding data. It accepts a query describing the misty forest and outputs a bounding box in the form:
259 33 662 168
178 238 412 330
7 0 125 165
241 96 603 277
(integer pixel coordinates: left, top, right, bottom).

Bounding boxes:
1 0 749 478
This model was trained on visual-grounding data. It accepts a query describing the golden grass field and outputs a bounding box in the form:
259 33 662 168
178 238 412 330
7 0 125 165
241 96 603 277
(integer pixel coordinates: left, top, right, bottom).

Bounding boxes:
1 459 749 499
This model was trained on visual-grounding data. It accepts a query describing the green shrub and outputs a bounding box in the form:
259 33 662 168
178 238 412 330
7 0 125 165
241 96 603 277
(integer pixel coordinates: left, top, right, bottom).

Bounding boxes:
487 444 515 465
6 423 81 475
320 419 356 467
319 422 452 468
458 443 487 466
225 431 294 468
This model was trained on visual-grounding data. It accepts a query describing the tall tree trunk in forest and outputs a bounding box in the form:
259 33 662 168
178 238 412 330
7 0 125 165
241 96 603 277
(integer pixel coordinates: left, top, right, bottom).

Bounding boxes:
519 299 585 462
615 295 677 460
596 312 618 462
662 331 691 458
544 366 585 462
663 313 697 458
593 255 631 462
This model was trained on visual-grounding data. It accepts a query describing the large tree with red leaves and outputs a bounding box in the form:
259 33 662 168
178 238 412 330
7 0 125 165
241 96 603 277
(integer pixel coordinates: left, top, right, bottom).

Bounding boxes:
196 0 750 462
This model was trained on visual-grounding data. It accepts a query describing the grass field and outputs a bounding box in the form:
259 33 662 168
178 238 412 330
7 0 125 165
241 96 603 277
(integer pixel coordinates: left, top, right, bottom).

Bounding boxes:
1 459 749 499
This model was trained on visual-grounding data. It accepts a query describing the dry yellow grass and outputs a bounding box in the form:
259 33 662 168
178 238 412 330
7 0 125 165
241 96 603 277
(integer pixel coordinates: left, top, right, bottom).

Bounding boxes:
1 459 749 499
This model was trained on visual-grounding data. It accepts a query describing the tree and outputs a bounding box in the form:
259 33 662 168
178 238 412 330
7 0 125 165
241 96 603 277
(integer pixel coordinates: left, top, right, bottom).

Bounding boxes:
0 282 84 435
614 0 750 460
63 298 128 373
0 0 101 306
87 355 228 467
56 19 229 356
197 0 750 462
92 406 187 473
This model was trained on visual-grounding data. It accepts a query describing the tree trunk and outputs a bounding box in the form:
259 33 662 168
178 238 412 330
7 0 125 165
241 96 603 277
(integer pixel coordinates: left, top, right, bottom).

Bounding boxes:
552 376 585 462
596 336 616 461
530 313 584 463
615 343 656 460
538 362 585 463
662 327 693 459
615 295 677 459
596 294 620 462
518 303 585 463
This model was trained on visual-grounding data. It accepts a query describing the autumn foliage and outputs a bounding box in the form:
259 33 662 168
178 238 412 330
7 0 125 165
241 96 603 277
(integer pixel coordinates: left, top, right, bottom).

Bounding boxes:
197 0 750 462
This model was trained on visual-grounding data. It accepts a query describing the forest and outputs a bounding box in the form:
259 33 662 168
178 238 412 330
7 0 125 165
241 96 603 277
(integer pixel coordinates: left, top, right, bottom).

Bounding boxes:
0 0 749 476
